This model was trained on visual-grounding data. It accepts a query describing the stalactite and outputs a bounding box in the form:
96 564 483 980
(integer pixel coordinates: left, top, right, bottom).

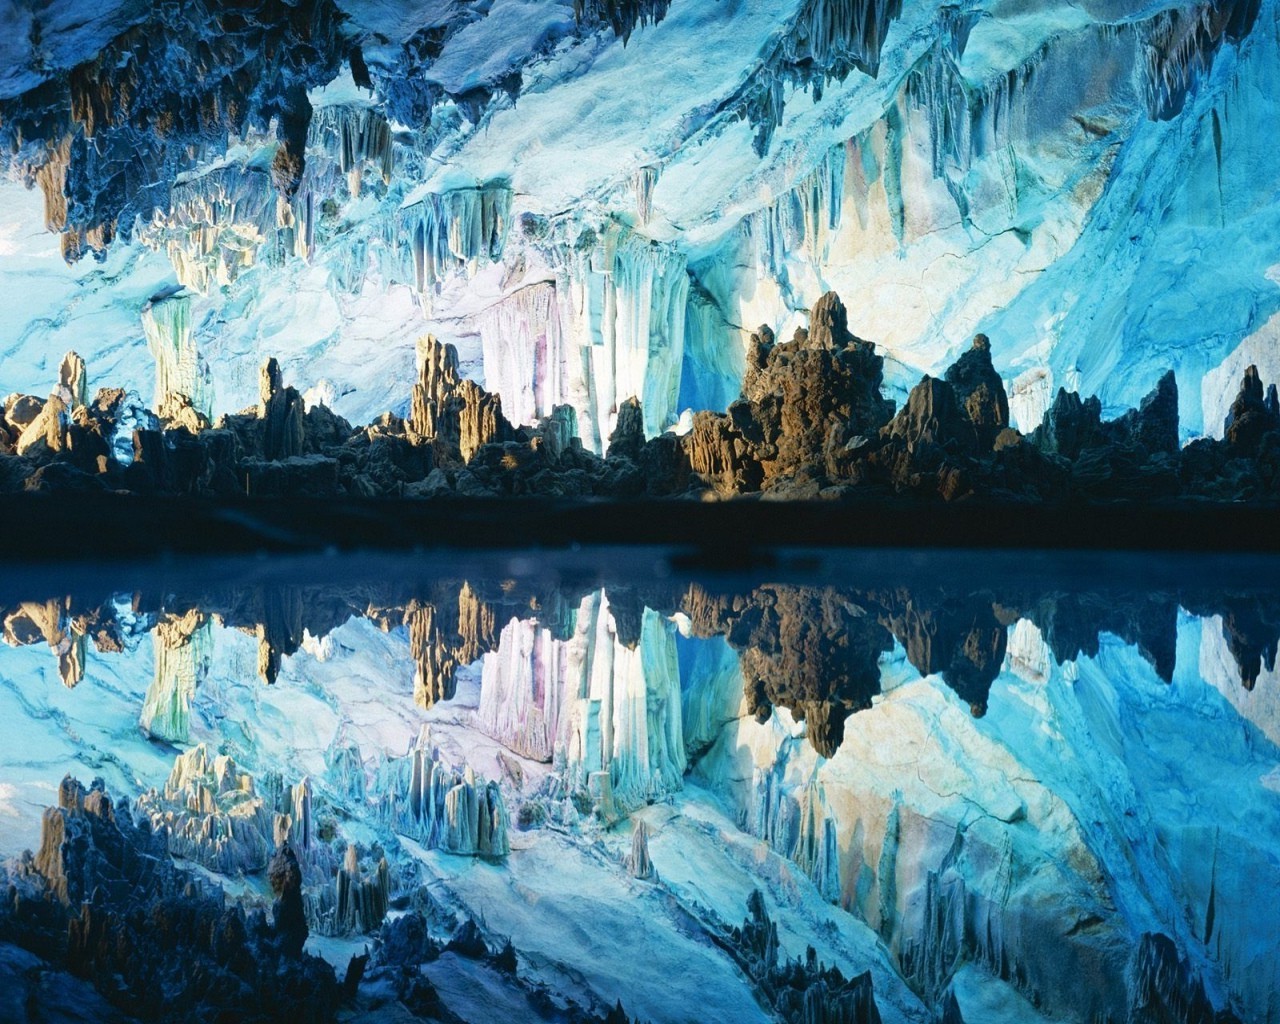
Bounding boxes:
574 0 673 43
140 612 212 743
394 183 512 301
479 282 569 430
747 143 848 283
142 291 213 421
1138 0 1260 120
633 164 659 223
480 592 687 814
558 227 690 448
478 616 564 762
310 104 394 197
732 0 906 154
556 595 687 812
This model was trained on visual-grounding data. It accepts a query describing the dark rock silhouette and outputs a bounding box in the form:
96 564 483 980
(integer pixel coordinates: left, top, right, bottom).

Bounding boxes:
1 777 338 1022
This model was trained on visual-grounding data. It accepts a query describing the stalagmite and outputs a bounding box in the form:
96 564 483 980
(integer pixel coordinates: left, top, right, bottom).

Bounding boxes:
308 844 391 936
57 352 87 409
409 335 513 462
258 357 306 461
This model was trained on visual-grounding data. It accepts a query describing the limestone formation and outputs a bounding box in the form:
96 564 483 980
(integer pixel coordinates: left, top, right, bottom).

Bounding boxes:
625 820 655 879
5 776 338 1021
57 352 88 410
942 335 1009 450
136 744 276 874
377 728 510 856
410 335 513 463
268 840 309 958
728 891 883 1024
258 357 306 461
0 293 1277 503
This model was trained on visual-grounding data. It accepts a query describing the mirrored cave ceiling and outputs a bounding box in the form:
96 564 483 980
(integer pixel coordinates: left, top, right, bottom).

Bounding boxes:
0 0 1275 444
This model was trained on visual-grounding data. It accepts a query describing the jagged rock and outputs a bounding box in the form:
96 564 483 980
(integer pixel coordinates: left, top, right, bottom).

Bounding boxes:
303 402 353 452
5 776 338 1021
728 891 882 1024
16 395 68 458
57 352 88 409
1225 365 1279 454
244 454 341 497
540 404 579 463
1031 389 1106 460
137 744 275 874
1109 370 1179 456
682 409 762 494
943 335 1009 450
885 377 977 457
268 841 309 959
608 396 647 462
3 394 45 431
157 390 209 434
1129 933 1230 1024
410 335 513 463
681 292 895 494
446 918 489 959
258 358 306 461
707 585 892 755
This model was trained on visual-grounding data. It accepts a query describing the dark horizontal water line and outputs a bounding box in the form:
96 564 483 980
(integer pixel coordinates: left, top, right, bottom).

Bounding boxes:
1 494 1278 564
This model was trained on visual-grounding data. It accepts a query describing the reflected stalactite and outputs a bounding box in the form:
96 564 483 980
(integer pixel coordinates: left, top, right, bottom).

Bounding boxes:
141 610 211 742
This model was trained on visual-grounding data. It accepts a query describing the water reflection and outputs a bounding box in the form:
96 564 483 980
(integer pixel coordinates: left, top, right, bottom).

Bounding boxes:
0 552 1277 1024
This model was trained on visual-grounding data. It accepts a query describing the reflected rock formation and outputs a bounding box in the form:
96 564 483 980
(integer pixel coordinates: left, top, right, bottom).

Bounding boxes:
0 562 1278 1022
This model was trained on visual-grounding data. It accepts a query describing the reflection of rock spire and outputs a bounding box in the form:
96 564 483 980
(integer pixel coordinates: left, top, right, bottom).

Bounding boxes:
684 584 891 754
408 601 458 707
403 583 498 709
3 598 89 688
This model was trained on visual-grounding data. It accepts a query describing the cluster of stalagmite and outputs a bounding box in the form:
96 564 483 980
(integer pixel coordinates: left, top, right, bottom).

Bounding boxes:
136 744 276 874
729 890 883 1023
409 334 514 463
6 776 339 1020
307 844 392 937
376 728 510 856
